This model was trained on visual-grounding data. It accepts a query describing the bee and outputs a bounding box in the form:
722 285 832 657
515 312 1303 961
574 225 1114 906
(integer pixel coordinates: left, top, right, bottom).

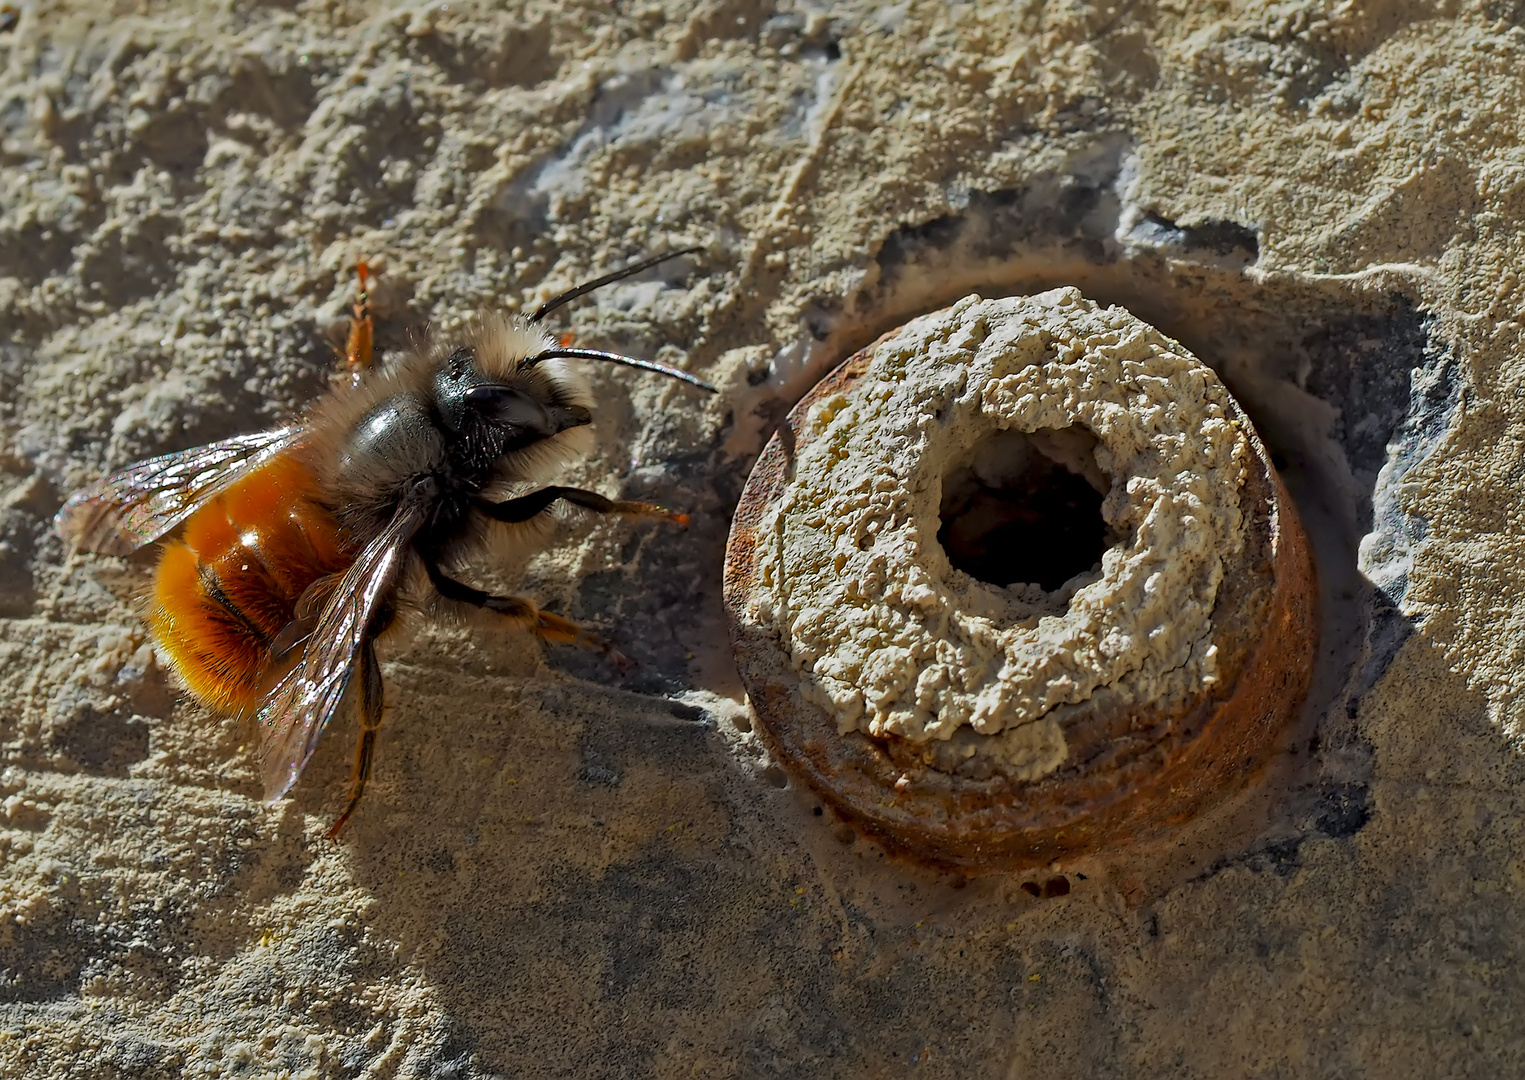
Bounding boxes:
56 250 715 837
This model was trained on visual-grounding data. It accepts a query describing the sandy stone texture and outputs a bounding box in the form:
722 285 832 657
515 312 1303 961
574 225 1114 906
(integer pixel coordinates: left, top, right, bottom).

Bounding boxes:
1 0 1524 1076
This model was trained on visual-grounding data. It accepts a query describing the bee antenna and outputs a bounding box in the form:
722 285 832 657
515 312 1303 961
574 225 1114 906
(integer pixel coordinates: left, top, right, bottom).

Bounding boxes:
529 247 703 324
530 347 717 393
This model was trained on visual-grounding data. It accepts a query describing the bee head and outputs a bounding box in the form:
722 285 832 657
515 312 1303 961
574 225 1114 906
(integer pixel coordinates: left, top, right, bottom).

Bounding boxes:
434 345 592 453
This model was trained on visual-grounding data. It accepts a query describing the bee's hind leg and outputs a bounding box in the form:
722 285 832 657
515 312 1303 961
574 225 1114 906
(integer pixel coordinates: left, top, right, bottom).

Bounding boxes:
424 561 633 670
325 642 384 839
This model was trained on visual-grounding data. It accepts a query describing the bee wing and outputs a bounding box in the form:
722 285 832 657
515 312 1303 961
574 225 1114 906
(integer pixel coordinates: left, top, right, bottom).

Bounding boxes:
255 498 427 804
55 426 305 556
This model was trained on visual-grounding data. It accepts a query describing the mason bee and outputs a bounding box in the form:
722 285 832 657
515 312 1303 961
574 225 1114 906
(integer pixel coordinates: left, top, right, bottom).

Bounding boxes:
56 251 715 836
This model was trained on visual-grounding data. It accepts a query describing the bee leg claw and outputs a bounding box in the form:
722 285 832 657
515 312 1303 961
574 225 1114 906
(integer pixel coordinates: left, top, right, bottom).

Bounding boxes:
324 812 352 841
611 500 689 528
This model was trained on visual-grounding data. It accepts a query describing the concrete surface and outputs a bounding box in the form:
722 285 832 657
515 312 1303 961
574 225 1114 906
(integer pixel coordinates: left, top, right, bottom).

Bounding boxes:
2 0 1525 1076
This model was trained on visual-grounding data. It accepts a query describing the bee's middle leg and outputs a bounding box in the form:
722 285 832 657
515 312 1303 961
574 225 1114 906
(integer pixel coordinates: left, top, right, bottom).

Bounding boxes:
424 561 631 667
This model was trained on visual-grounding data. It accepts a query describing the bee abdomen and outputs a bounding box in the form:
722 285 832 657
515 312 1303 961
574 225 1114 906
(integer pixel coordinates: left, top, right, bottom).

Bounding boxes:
146 455 352 713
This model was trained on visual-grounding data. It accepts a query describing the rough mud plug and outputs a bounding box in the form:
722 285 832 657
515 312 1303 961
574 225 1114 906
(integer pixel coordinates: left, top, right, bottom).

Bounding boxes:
725 288 1317 871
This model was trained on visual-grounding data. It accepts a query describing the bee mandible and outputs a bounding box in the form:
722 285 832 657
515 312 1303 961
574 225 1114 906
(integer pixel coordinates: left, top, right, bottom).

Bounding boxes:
56 250 715 837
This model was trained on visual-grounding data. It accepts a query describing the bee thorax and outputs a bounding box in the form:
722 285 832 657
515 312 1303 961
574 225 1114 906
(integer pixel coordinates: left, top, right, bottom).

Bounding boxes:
337 393 448 490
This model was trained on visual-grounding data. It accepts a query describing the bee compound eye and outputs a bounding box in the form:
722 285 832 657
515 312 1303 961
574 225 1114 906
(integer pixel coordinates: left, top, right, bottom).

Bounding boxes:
722 290 1318 872
463 384 508 409
464 384 562 434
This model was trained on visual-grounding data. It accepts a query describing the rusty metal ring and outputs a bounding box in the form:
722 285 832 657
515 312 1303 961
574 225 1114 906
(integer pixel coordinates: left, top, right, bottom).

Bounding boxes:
725 291 1317 871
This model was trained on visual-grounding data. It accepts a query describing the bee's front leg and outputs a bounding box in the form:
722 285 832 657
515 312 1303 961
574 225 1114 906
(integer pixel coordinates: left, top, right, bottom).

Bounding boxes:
475 486 690 528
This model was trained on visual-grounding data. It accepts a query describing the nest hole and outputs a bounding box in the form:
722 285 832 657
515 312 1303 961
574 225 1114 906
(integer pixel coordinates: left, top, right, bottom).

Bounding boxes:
938 426 1110 592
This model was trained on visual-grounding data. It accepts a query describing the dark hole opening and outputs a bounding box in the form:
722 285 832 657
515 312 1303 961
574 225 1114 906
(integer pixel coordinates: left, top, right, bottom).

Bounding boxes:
937 426 1111 592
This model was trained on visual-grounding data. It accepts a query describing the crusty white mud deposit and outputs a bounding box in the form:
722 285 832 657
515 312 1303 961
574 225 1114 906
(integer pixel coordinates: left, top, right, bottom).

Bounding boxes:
751 289 1248 776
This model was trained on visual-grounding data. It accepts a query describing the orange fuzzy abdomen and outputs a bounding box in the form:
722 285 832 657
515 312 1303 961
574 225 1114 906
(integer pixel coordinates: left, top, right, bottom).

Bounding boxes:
147 454 352 713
